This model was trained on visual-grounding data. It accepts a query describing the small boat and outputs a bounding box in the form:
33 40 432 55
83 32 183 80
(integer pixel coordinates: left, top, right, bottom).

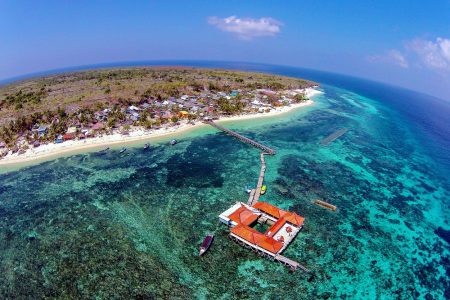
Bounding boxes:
93 147 110 157
96 147 110 155
199 234 214 256
119 148 127 154
261 185 267 195
144 143 150 150
244 184 253 194
170 139 178 146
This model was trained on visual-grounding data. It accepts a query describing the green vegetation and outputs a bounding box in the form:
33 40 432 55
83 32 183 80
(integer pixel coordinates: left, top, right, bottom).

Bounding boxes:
0 67 314 123
2 88 48 110
0 67 317 153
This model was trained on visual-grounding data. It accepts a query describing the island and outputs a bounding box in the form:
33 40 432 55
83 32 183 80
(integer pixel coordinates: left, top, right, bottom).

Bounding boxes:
0 67 320 164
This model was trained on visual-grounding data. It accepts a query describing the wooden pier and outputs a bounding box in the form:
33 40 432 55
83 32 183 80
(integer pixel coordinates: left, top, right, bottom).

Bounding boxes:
211 120 311 273
248 152 268 206
320 128 349 146
205 121 276 154
247 189 256 205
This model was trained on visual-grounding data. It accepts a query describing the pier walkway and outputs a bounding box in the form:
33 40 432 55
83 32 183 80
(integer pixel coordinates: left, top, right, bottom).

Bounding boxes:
205 121 272 205
247 152 268 206
211 120 310 272
205 121 276 154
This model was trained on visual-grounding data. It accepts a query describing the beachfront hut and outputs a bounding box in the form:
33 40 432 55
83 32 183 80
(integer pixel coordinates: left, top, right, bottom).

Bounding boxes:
55 135 63 143
63 133 75 141
67 127 77 134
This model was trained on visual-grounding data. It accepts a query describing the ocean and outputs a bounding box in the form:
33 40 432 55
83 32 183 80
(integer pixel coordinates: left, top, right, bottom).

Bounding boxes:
0 62 449 299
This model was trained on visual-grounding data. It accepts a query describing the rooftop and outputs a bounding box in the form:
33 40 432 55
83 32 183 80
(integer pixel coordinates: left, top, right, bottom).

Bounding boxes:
219 201 304 255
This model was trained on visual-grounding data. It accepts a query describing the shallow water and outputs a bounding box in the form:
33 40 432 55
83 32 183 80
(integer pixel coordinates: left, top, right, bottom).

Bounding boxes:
0 68 449 299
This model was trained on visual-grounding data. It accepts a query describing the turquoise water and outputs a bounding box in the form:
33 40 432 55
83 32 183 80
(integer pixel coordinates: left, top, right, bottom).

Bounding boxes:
1 67 450 299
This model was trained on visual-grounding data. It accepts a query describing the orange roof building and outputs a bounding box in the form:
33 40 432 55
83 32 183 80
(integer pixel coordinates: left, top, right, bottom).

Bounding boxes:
219 201 304 255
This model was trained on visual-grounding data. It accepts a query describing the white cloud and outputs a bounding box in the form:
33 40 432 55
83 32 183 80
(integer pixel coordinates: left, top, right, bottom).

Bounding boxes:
369 37 450 73
368 49 409 68
208 16 282 40
387 49 409 68
406 37 450 70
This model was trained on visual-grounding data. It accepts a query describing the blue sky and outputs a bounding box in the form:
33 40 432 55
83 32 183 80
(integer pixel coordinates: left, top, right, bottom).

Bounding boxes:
1 1 450 100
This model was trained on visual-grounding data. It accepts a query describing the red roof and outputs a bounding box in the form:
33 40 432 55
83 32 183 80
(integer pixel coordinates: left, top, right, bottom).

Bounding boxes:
265 218 287 237
63 133 75 140
283 212 304 227
253 202 304 228
257 236 283 253
253 202 288 219
231 225 265 244
228 205 260 226
231 225 283 254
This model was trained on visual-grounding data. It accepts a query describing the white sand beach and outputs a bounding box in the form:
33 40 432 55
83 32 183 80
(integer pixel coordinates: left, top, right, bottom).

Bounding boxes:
0 88 323 167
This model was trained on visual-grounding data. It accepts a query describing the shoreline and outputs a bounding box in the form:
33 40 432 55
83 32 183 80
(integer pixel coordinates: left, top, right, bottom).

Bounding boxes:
0 89 322 169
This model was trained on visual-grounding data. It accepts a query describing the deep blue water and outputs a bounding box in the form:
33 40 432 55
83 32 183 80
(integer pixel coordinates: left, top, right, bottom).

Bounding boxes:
0 62 449 299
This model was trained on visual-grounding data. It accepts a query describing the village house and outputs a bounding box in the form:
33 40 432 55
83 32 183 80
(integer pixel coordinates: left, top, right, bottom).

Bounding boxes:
36 125 48 136
55 135 64 143
94 111 107 122
141 103 151 110
127 105 140 112
67 126 77 134
130 112 140 121
63 133 75 141
91 122 104 131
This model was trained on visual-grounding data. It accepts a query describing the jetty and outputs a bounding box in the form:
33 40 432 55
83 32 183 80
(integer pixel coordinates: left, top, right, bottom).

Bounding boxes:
247 152 268 206
205 121 276 154
320 128 349 146
211 120 309 272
